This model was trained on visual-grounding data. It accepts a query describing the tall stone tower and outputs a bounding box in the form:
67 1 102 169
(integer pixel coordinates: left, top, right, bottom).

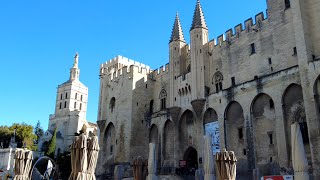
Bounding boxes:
169 13 187 107
39 53 97 153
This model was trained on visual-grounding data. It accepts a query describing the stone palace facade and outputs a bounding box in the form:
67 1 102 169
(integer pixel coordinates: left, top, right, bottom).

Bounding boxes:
96 0 320 179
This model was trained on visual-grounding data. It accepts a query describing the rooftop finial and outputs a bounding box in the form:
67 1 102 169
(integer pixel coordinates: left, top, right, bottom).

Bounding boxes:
169 12 186 43
190 0 208 31
73 52 79 68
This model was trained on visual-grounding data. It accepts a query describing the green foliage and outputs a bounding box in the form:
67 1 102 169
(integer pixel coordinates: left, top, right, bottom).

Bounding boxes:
10 123 37 148
34 120 44 144
46 128 57 158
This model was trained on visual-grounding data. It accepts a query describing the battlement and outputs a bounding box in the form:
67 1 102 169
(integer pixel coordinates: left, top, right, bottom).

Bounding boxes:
209 11 268 48
151 63 170 78
100 55 151 72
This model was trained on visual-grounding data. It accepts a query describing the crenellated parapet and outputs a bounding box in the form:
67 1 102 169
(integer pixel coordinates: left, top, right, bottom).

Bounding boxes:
99 56 152 82
208 11 267 49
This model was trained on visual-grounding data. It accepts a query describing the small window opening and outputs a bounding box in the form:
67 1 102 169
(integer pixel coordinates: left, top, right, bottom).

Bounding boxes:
65 93 68 99
271 67 273 72
243 149 247 156
80 103 82 110
285 0 291 9
231 77 235 86
110 97 116 113
64 101 67 108
81 95 83 101
149 100 153 114
200 49 202 53
268 58 272 65
250 43 256 54
110 145 113 155
238 127 244 140
59 102 62 109
268 133 273 145
293 47 297 56
60 94 63 100
74 102 77 109
269 99 274 109
161 98 166 110
270 157 273 162
175 97 177 101
137 102 139 106
75 93 78 100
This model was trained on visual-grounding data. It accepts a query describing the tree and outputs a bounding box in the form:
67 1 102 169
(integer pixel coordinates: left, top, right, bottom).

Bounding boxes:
34 120 44 144
9 123 36 148
46 128 57 158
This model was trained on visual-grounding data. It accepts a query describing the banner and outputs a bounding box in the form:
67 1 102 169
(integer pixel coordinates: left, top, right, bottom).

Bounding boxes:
204 121 220 154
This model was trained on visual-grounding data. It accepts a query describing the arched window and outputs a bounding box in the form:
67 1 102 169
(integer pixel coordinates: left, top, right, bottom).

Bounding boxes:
159 89 167 110
110 97 116 113
213 71 223 92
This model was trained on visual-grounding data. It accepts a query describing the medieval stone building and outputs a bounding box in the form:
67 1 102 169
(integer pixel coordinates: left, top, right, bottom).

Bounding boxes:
96 0 320 179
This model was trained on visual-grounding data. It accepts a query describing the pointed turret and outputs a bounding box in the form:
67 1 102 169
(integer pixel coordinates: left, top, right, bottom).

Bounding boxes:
190 0 208 31
170 12 186 43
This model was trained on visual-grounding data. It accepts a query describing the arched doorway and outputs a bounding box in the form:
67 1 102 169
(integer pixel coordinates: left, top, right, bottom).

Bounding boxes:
183 147 198 171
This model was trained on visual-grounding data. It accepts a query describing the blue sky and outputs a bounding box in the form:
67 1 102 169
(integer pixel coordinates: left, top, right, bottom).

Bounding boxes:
0 0 267 129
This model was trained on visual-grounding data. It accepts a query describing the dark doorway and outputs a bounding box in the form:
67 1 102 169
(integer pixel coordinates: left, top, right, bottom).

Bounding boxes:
183 147 198 175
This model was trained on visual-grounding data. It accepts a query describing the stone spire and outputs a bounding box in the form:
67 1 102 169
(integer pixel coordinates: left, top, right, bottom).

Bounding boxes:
190 0 208 31
70 52 80 81
170 12 186 43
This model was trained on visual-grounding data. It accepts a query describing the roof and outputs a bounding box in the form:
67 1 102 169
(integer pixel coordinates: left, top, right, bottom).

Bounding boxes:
190 0 208 31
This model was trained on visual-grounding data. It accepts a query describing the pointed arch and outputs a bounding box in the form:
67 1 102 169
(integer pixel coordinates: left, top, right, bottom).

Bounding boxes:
224 101 248 176
282 83 311 166
203 108 218 125
179 110 195 160
251 93 277 175
163 120 174 166
104 122 116 157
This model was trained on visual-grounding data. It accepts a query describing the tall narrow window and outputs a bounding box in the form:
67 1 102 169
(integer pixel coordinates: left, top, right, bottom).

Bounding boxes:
269 99 274 109
110 97 116 113
250 43 256 54
64 101 67 108
80 95 83 101
59 102 62 109
285 0 291 9
231 77 235 86
159 89 167 110
268 133 273 145
75 93 78 100
65 93 68 99
238 127 244 140
268 58 272 65
293 47 297 56
150 100 154 114
80 103 82 110
60 94 63 100
74 102 77 109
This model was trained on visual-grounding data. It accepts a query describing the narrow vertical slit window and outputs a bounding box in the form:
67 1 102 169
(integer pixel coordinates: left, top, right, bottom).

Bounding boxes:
250 43 256 54
231 77 235 86
285 0 291 9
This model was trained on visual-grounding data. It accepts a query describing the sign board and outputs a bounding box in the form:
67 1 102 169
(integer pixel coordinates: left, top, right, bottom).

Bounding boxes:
204 121 220 154
261 175 293 180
